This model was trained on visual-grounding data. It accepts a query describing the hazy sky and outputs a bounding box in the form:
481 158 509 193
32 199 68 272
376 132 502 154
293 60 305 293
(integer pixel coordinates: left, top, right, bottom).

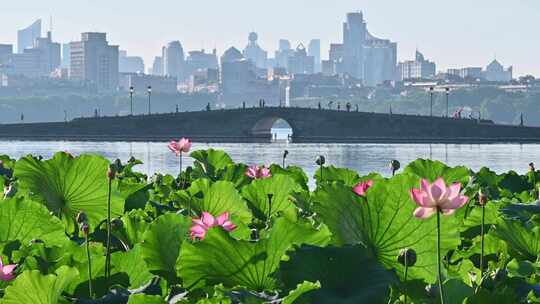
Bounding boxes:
2 0 539 76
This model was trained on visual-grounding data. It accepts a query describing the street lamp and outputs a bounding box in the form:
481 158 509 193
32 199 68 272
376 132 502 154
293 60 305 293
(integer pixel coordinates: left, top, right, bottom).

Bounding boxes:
429 86 434 117
147 86 152 115
129 86 134 116
445 87 450 118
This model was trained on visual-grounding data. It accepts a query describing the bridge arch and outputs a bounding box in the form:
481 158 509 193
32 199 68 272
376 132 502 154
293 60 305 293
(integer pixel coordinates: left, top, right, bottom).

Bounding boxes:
251 116 294 141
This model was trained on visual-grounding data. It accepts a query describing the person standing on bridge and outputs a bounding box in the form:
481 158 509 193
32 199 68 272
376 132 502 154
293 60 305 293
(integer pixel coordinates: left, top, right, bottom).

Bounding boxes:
346 102 351 112
318 102 321 110
337 102 341 111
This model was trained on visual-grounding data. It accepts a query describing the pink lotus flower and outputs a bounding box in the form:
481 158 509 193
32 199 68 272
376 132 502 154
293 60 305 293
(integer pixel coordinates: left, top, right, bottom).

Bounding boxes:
190 212 237 240
168 138 192 156
245 165 272 179
0 257 16 281
352 180 374 197
410 177 469 219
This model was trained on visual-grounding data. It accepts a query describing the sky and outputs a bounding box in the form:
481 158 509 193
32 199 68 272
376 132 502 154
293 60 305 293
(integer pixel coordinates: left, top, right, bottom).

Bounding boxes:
1 0 539 76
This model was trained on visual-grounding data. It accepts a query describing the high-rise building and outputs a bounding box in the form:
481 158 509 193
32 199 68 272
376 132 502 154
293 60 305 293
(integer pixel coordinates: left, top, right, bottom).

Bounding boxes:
397 50 436 80
242 32 267 69
220 47 253 95
308 39 321 73
119 50 145 73
34 31 61 76
61 43 70 69
275 39 293 69
17 19 41 53
162 41 185 83
70 32 119 91
332 12 397 86
185 49 218 76
287 43 315 75
151 56 163 75
0 44 13 65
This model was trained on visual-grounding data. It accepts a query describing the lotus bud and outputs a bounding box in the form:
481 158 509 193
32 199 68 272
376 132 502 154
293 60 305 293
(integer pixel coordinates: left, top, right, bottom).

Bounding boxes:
397 248 417 267
316 155 326 166
111 218 123 230
529 162 536 172
283 150 289 158
76 211 88 224
80 223 90 236
107 165 116 179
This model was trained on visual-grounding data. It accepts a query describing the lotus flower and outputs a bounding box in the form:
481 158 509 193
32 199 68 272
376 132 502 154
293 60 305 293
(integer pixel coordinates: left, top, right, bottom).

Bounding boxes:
190 212 237 240
352 180 373 197
410 177 469 219
245 165 272 179
0 257 16 281
168 138 192 156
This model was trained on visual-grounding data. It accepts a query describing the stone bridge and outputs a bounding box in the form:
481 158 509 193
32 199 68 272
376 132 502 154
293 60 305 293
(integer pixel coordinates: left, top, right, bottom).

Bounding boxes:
1 107 540 143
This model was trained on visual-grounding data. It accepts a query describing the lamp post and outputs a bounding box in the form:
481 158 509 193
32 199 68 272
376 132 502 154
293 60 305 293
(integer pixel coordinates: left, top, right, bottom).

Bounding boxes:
147 86 152 115
129 86 134 116
445 87 449 118
429 86 434 117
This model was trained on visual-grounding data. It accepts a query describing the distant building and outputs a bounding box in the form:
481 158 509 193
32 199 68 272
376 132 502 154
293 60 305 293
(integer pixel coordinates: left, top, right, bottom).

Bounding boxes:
275 39 293 69
151 56 163 75
321 60 335 76
243 32 268 69
446 67 483 80
185 49 218 76
484 59 512 82
70 32 119 91
5 31 61 78
331 12 397 86
397 50 436 80
0 44 13 65
119 50 145 73
61 43 70 69
17 19 41 53
287 44 315 75
34 31 61 76
189 68 219 93
162 41 186 83
308 39 321 73
119 73 177 94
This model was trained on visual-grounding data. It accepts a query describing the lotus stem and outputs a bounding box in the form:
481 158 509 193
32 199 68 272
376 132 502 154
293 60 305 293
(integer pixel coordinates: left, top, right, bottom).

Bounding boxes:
267 194 273 222
83 227 93 299
480 203 485 280
105 175 112 282
320 163 323 183
437 210 446 304
179 152 184 188
403 255 408 304
282 156 286 168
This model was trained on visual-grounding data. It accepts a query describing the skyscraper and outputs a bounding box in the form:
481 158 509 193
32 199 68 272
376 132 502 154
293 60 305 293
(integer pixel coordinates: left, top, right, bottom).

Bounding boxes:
397 50 436 80
162 41 185 83
17 19 41 54
287 43 315 75
61 43 70 69
242 32 267 69
70 33 119 91
308 39 321 73
34 31 61 75
151 56 163 75
331 12 397 86
275 39 293 69
119 50 145 73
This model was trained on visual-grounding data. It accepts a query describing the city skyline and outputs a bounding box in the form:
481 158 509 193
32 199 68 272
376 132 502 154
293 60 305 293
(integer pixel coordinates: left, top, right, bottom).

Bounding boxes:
1 0 539 76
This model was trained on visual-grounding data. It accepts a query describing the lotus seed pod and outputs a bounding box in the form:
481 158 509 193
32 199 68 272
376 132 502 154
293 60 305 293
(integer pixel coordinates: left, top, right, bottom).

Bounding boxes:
107 165 116 179
390 159 401 171
316 155 326 166
283 150 289 158
80 223 90 236
478 189 488 206
76 211 88 224
397 248 417 267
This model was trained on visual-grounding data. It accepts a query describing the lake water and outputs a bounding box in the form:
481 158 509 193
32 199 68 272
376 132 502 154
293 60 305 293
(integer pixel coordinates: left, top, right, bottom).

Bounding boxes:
0 140 538 183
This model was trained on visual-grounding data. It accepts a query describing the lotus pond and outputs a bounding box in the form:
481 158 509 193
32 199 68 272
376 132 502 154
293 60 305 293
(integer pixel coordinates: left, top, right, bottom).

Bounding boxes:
0 148 539 303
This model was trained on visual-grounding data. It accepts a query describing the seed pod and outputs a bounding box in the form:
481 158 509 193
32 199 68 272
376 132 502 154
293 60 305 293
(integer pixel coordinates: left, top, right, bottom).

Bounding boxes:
316 155 326 166
283 150 289 158
76 211 88 224
397 248 417 267
478 189 488 206
390 159 401 172
107 165 116 179
80 223 90 236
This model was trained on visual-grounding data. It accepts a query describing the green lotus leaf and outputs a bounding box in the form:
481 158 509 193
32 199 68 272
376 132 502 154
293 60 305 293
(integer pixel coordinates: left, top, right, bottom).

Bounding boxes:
492 218 540 261
177 217 331 291
280 245 395 304
112 209 149 250
0 197 67 246
0 266 79 304
188 179 252 223
281 281 321 304
112 244 153 289
313 175 462 283
14 152 124 228
314 165 361 186
140 213 191 282
443 278 474 304
241 174 300 220
269 164 309 190
190 149 234 180
404 158 470 184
